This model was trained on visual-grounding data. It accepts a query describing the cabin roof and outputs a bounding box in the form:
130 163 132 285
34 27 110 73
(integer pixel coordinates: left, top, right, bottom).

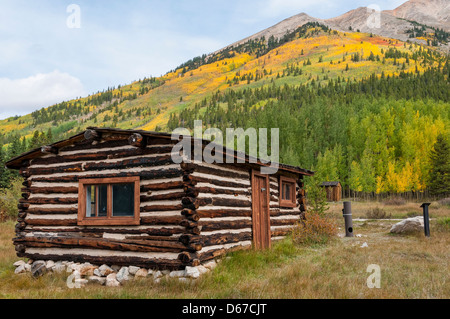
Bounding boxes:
5 127 314 176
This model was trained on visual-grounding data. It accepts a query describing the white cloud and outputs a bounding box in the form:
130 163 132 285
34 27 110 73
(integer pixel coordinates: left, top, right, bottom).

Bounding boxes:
0 70 85 119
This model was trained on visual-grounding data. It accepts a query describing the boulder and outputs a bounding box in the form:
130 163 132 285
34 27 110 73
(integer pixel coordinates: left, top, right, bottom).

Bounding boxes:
116 267 130 283
13 260 26 267
128 266 140 275
31 261 47 278
52 262 66 273
14 264 27 274
45 260 55 270
106 273 121 287
197 265 209 275
79 264 96 277
390 217 424 234
169 270 186 278
88 276 106 285
185 266 200 279
134 268 148 278
98 264 114 277
203 260 217 270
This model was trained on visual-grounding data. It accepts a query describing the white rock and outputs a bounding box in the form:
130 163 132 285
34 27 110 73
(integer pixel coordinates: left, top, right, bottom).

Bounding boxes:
52 262 66 273
128 266 140 275
154 277 161 284
147 269 154 276
360 242 369 248
13 260 26 267
88 276 106 285
24 264 31 272
185 266 200 279
106 273 121 287
161 270 170 275
14 265 26 274
98 264 114 277
116 267 130 283
356 234 362 238
390 217 424 234
75 278 88 286
197 265 209 275
169 270 186 278
153 271 162 279
203 260 217 270
45 260 55 270
111 265 121 272
134 268 148 278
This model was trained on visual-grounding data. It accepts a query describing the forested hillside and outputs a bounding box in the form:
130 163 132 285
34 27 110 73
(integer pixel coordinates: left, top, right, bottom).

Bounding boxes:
0 23 449 195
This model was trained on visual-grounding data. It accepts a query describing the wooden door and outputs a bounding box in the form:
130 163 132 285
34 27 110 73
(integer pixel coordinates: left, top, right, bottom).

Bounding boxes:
251 171 271 249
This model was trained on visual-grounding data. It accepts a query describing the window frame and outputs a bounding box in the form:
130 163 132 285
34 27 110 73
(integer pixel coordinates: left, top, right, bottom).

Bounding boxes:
77 176 140 226
279 176 297 208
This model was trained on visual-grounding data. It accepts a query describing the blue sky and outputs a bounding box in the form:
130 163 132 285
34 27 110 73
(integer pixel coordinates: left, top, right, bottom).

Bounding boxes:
0 0 407 119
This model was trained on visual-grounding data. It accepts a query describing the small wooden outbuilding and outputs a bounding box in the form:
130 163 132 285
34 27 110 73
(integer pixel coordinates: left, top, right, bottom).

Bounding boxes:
320 181 342 202
6 127 313 270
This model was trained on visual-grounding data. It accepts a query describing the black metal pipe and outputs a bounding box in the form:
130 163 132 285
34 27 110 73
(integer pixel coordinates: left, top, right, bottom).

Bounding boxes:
420 203 431 237
343 201 354 237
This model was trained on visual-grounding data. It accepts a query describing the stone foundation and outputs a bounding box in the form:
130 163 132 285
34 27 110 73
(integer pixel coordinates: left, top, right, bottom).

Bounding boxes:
13 259 219 287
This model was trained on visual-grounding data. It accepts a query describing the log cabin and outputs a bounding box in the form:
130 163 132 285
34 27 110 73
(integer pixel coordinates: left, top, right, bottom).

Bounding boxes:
6 127 313 270
320 181 342 202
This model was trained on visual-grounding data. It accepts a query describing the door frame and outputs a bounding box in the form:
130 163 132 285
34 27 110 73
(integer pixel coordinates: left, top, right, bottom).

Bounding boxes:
251 170 271 249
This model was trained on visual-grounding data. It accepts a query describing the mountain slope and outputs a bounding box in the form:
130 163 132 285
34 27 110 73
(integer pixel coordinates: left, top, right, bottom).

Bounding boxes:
383 0 450 31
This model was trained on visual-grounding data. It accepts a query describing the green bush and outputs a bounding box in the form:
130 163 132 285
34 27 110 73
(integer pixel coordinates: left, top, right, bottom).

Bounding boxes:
0 177 23 221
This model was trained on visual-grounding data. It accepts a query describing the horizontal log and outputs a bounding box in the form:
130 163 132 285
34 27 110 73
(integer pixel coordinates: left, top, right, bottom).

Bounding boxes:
270 209 301 217
179 232 252 246
178 247 227 264
187 164 249 180
31 146 174 166
26 219 78 226
27 197 78 205
27 207 78 215
140 191 186 202
184 175 249 189
29 186 79 194
197 197 252 208
141 204 184 212
31 168 184 183
141 181 186 192
24 226 184 236
14 236 189 253
140 215 184 226
194 186 250 196
28 163 83 176
83 155 173 172
196 209 252 218
270 218 299 227
199 219 252 231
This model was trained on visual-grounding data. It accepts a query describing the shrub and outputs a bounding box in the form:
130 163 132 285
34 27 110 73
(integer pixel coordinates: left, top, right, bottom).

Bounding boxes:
437 198 450 207
291 212 338 246
366 207 391 219
435 217 450 232
383 197 406 206
0 177 23 221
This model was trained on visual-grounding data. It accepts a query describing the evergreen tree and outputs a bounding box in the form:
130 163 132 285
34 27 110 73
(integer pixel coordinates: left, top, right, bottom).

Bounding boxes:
428 134 450 196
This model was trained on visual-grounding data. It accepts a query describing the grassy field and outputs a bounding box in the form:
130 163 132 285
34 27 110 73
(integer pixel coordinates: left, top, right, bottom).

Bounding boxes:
0 201 448 299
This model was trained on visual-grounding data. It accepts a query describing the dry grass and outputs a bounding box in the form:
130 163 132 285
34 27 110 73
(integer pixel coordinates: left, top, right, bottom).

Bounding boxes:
0 202 448 299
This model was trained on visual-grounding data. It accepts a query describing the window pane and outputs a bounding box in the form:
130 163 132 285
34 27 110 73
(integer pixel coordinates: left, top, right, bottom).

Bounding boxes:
112 184 134 217
97 185 108 217
86 185 96 217
284 183 291 200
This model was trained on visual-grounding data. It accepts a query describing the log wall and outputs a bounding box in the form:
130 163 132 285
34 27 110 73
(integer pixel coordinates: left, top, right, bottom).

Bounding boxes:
15 134 189 269
177 162 304 264
13 131 307 269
